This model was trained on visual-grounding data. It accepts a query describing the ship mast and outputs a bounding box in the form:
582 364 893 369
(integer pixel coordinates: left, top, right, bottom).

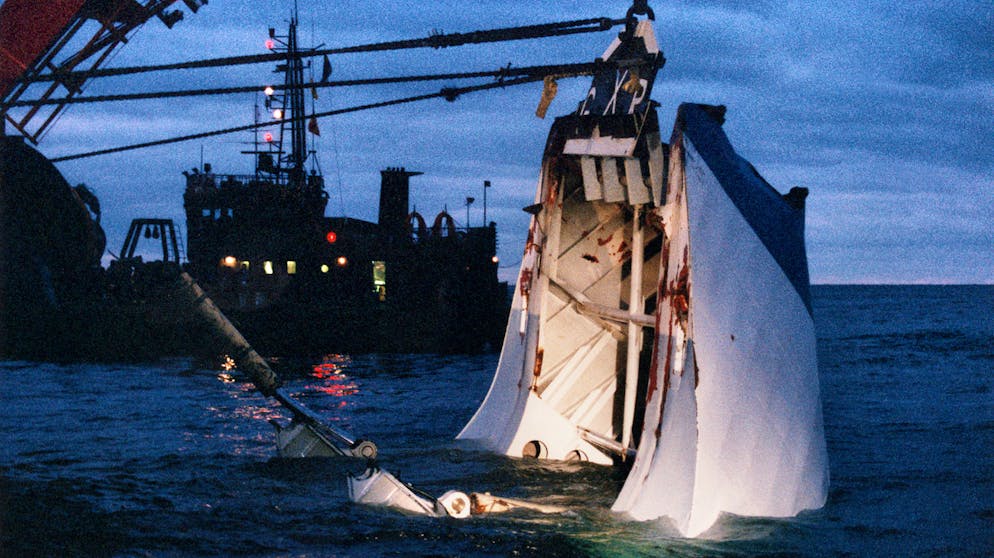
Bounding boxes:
285 19 308 187
266 17 311 188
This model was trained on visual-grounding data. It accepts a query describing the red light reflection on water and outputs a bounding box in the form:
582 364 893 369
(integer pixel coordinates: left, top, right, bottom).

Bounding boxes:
309 355 358 402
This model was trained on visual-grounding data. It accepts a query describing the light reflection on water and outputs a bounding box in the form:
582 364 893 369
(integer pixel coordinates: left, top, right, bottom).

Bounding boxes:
308 354 359 401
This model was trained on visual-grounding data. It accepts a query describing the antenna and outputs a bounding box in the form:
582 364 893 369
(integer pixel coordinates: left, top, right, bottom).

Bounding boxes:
484 180 490 225
253 95 259 178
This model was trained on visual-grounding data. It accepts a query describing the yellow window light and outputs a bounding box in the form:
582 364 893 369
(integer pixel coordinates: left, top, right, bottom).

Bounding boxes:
372 260 386 286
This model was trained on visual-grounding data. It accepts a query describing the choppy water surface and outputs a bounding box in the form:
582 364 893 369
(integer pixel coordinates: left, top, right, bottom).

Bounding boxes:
1 286 992 556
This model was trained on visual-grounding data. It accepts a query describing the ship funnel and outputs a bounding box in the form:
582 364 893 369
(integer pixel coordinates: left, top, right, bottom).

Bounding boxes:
378 167 423 237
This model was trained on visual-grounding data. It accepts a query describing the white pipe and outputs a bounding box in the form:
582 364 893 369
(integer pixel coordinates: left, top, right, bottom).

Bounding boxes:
575 300 654 327
621 205 644 454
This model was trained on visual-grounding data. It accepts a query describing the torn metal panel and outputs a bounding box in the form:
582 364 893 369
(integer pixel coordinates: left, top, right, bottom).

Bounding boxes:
564 127 638 157
601 158 626 203
624 158 651 205
580 156 603 201
647 132 667 204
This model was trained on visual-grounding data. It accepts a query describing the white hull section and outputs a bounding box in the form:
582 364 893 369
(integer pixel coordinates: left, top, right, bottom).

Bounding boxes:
612 114 828 536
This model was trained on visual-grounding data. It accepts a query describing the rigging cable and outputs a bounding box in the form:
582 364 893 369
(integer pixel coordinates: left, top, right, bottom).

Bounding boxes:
50 75 546 162
7 61 608 107
24 17 625 85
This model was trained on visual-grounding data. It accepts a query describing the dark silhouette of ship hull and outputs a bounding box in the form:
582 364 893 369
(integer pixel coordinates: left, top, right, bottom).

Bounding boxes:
183 166 507 355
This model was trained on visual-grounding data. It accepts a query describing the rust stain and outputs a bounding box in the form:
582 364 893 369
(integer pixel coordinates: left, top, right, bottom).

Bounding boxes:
545 176 559 206
667 246 690 327
543 156 560 207
597 234 613 246
582 253 599 263
531 347 544 390
653 242 689 438
654 323 674 440
519 268 533 297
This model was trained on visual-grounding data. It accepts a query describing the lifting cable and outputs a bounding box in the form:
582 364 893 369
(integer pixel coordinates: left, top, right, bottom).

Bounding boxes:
50 75 546 163
26 17 625 85
9 61 612 108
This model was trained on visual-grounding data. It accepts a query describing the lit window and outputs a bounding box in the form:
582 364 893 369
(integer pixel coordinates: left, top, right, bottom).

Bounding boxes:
221 256 237 268
372 260 387 301
372 260 386 287
264 261 274 275
241 261 250 270
320 264 330 273
336 256 348 267
287 261 297 274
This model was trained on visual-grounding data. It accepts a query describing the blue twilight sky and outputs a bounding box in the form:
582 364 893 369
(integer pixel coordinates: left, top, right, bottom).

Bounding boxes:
24 0 993 284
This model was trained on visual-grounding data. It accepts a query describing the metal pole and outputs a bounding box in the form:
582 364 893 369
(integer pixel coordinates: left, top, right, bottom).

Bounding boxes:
622 204 644 454
484 180 490 225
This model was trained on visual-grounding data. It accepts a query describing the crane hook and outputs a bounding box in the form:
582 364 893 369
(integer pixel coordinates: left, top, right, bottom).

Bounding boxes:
626 0 655 21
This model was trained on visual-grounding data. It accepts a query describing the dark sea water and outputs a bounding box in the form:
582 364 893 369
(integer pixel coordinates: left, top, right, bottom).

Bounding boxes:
1 285 992 557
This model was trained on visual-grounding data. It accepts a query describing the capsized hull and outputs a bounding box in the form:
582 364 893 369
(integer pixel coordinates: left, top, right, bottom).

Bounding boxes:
458 16 827 538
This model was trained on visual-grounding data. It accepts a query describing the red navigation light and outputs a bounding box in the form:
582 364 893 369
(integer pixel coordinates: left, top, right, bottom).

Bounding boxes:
265 39 275 50
263 131 273 143
325 231 338 244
